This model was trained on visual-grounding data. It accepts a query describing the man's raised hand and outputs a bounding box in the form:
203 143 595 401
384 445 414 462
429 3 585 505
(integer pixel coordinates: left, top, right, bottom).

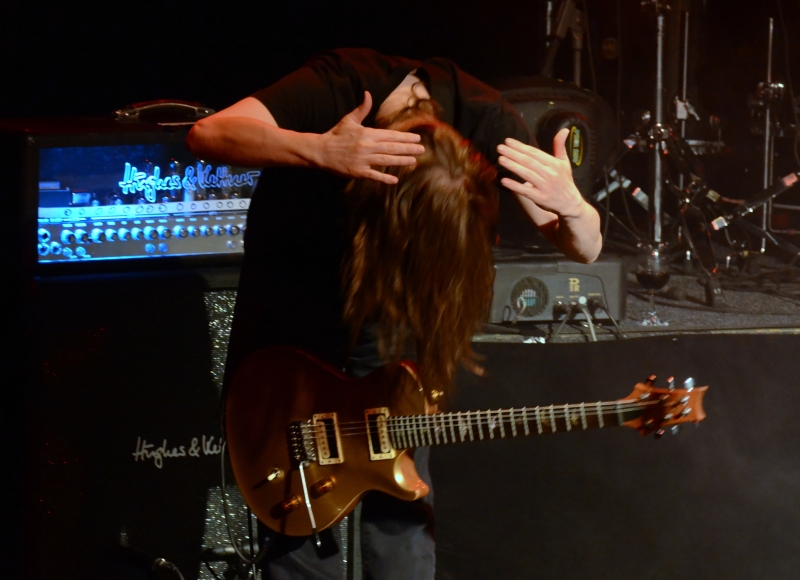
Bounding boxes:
496 128 584 218
317 92 425 184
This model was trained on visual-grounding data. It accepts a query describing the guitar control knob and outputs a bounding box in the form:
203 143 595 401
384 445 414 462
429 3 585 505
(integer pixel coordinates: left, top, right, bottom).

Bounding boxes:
105 228 118 242
281 496 302 514
61 230 76 244
118 228 131 241
157 226 172 239
172 225 188 238
74 229 89 244
187 226 200 237
90 228 106 243
143 226 158 240
311 477 336 497
226 224 241 236
200 225 212 236
267 468 283 482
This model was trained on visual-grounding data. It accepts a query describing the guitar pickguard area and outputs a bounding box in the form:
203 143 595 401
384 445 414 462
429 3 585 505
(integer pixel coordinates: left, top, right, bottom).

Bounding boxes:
365 408 397 461
313 413 344 465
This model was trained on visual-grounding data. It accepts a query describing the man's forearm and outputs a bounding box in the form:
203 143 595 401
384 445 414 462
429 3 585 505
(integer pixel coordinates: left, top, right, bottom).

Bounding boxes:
186 116 321 168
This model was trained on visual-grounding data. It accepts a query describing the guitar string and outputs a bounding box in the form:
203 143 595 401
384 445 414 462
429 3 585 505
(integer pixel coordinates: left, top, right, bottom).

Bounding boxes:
296 400 665 435
296 400 667 437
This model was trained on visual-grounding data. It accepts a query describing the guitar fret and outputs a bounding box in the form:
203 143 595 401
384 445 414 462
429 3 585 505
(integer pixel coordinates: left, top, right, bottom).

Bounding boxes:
425 415 434 446
440 414 449 444
488 411 495 439
467 411 475 441
597 401 604 428
498 410 506 438
456 412 465 442
432 415 441 445
477 411 484 440
549 405 557 433
616 401 624 426
449 413 457 442
564 404 571 432
401 416 410 449
413 416 422 448
390 418 399 449
510 408 517 437
522 407 530 436
580 402 587 430
535 406 543 434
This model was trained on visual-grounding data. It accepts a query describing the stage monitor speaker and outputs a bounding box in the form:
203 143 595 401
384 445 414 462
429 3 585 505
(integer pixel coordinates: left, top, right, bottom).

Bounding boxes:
496 76 616 199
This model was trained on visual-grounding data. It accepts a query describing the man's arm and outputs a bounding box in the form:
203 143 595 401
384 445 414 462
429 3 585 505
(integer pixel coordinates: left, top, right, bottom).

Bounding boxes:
186 92 424 185
497 128 602 263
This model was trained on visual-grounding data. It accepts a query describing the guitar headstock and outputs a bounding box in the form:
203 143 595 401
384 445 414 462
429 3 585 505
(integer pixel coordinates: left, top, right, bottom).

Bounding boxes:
622 375 708 437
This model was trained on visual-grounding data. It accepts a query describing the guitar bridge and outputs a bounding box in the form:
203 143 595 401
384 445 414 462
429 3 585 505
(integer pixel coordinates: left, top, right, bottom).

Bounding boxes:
313 413 344 465
365 408 396 461
288 421 317 465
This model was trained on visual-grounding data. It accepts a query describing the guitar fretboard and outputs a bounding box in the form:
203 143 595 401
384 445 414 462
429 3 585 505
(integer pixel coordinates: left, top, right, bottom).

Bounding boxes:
387 402 644 449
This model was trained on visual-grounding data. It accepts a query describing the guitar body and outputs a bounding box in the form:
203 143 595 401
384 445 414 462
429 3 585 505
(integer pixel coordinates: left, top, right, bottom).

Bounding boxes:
225 347 430 537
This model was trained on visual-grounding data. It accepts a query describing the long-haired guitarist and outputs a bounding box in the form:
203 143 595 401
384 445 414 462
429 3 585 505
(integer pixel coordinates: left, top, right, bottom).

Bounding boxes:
187 47 601 580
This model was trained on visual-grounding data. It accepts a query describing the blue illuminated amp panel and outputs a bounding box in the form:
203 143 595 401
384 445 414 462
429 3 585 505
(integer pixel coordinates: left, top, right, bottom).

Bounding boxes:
36 144 260 263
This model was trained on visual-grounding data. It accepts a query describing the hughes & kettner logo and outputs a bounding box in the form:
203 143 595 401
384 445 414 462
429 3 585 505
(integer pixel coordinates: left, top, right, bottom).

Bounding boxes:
118 162 261 203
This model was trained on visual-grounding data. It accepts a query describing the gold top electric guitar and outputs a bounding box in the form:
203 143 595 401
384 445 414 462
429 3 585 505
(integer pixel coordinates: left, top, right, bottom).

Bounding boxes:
225 347 707 537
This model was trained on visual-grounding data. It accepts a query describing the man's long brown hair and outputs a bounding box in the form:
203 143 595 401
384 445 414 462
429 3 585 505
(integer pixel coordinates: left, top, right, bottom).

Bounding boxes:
342 106 498 400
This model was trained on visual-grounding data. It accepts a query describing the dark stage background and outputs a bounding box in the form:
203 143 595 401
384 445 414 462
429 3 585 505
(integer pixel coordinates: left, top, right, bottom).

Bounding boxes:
4 0 800 197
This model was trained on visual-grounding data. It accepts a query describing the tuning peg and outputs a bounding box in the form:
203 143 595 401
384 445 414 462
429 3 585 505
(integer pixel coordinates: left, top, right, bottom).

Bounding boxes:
646 375 656 385
683 377 695 391
667 376 675 390
655 428 666 439
679 407 692 417
671 425 680 435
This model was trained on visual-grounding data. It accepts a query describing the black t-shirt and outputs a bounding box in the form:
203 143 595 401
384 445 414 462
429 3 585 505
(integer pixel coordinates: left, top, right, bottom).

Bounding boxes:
224 48 533 379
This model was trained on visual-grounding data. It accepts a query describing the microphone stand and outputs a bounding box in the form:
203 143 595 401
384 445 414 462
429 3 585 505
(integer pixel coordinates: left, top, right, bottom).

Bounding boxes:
541 0 585 87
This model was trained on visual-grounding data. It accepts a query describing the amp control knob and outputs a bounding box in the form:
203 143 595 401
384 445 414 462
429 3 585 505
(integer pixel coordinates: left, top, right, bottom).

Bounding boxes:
90 228 106 243
213 225 226 236
74 229 89 244
157 225 172 239
118 228 131 241
143 226 158 240
61 230 76 244
200 225 212 236
226 224 241 236
105 228 118 242
38 228 51 243
187 226 200 237
172 225 188 238
131 227 144 240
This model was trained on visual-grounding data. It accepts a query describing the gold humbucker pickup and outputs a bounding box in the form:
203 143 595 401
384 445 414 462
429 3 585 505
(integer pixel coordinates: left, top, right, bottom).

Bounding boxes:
313 413 344 465
364 407 397 461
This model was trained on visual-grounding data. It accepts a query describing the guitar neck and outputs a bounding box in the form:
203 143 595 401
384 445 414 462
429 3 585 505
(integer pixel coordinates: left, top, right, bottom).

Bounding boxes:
387 401 645 449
